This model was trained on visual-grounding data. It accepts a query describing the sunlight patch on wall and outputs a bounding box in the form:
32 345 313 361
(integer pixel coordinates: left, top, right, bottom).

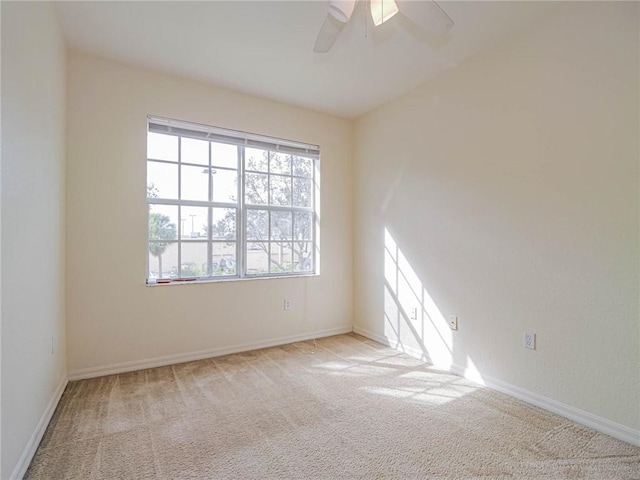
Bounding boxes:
463 356 485 386
383 228 453 370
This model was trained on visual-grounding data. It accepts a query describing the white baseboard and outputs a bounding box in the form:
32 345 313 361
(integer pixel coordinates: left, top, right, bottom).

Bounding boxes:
353 325 392 346
472 368 640 447
11 375 68 480
68 326 353 381
353 325 435 363
353 325 640 447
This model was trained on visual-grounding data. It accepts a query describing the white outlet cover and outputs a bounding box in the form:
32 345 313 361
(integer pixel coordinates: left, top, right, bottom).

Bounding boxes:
449 316 458 331
524 332 536 350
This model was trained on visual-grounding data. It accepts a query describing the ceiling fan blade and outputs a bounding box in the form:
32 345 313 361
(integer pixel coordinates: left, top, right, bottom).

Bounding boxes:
328 0 356 23
313 14 344 53
314 0 355 53
396 0 454 37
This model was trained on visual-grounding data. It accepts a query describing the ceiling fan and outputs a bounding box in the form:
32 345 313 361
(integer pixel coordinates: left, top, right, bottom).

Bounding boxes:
313 0 454 53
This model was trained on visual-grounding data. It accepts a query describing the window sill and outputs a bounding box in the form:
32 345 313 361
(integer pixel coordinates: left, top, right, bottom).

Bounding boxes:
146 272 319 287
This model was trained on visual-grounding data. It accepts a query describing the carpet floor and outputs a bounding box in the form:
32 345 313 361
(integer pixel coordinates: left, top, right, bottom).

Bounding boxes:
26 333 639 479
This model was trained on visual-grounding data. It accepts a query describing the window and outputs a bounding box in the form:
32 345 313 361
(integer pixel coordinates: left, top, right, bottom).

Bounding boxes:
146 116 319 284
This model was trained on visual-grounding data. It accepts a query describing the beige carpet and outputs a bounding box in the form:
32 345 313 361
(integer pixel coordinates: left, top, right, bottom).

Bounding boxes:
26 334 639 479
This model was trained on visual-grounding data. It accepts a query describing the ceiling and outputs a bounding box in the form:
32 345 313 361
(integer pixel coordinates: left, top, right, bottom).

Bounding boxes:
55 1 562 119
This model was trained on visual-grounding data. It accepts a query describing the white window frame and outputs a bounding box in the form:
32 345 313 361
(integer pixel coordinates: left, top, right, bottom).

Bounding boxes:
146 115 319 285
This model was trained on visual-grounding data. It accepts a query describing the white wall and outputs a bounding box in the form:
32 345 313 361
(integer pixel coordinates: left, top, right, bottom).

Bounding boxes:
354 1 639 434
1 2 67 478
66 52 353 375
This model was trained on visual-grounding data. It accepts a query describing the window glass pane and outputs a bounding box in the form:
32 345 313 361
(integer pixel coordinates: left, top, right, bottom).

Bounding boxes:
246 209 268 240
271 211 292 240
212 169 238 203
270 175 291 206
246 242 269 275
245 173 268 205
293 242 313 272
181 137 208 165
294 211 313 241
212 142 237 169
270 242 293 273
246 148 268 172
180 206 208 240
181 165 209 201
149 205 179 241
292 156 313 177
149 242 178 279
211 208 236 240
148 132 178 162
212 242 236 276
147 162 178 199
147 119 318 282
270 152 291 175
293 177 312 208
180 241 207 277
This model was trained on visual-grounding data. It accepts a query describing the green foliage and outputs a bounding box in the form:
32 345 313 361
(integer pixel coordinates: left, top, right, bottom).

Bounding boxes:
212 256 236 275
147 182 159 198
209 215 236 241
147 184 177 278
149 213 177 278
180 263 203 277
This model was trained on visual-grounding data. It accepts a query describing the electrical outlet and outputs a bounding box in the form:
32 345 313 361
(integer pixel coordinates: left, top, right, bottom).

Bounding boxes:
449 316 458 331
410 307 418 320
283 299 291 311
524 332 536 350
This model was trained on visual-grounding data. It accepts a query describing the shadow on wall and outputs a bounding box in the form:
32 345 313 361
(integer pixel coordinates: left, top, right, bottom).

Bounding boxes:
382 227 484 384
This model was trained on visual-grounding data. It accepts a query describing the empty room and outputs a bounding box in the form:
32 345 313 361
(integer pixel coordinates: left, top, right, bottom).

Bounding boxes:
1 0 638 478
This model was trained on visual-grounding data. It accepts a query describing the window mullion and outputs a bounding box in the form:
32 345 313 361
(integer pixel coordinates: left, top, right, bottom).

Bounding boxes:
290 161 294 271
267 151 271 275
313 158 318 274
148 198 238 208
239 144 245 278
292 207 296 272
177 136 182 278
146 204 150 281
207 141 213 277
